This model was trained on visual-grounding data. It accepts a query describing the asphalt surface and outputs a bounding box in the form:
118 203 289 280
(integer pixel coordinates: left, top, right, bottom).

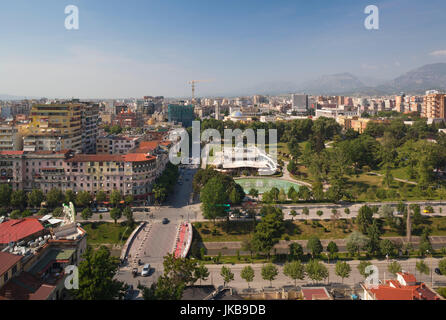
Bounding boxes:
198 258 446 293
115 166 198 289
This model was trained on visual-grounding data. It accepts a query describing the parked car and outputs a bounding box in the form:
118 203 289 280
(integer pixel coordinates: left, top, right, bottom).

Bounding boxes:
435 268 442 275
141 264 151 277
98 207 109 213
162 218 169 224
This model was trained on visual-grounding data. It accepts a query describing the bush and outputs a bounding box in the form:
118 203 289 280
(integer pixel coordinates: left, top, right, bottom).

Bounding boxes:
10 210 21 219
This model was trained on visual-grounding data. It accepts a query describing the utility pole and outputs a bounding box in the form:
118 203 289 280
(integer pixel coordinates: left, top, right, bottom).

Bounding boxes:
406 204 411 243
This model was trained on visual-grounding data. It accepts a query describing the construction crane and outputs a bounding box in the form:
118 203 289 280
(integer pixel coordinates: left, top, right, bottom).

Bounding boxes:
188 79 213 100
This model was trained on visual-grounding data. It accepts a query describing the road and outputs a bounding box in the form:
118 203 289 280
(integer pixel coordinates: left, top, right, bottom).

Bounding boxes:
115 166 199 289
198 258 446 293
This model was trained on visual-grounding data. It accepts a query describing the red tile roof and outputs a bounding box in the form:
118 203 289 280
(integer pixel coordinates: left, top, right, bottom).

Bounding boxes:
0 272 56 300
0 252 22 276
301 288 331 300
66 154 125 162
365 273 441 300
0 218 44 244
368 286 415 300
123 153 156 162
0 151 24 155
398 272 417 284
66 153 155 163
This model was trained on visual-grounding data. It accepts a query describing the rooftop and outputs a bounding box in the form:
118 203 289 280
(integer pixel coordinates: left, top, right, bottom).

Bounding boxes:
0 272 56 300
0 218 44 244
0 251 22 276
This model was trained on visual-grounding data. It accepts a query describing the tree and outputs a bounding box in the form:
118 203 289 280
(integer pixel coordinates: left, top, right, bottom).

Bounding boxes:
419 227 433 256
261 263 279 287
240 266 255 289
289 242 304 261
110 190 122 207
122 206 134 226
357 261 373 279
10 209 21 219
194 263 210 286
27 189 44 208
283 261 305 287
287 161 298 175
200 177 228 226
229 187 242 205
110 207 122 224
124 195 134 205
298 187 312 201
249 188 259 198
307 236 323 258
438 258 446 276
81 208 93 220
96 190 107 203
380 239 396 258
344 208 350 215
388 261 402 275
220 266 234 287
11 190 26 210
73 246 126 300
252 206 285 259
346 231 368 257
305 260 329 283
52 207 64 217
335 261 351 284
416 260 430 276
302 207 310 216
241 237 255 259
162 253 201 287
75 191 92 208
0 184 11 208
65 190 76 204
356 205 374 234
326 241 339 262
366 220 382 256
316 210 323 217
289 210 297 220
46 188 64 209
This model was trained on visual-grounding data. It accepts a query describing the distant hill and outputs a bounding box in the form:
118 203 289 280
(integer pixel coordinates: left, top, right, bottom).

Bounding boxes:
237 63 446 97
0 94 40 100
385 63 446 94
299 73 365 95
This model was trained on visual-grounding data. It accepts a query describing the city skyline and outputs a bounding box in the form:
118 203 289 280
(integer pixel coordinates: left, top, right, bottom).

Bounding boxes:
1 0 446 98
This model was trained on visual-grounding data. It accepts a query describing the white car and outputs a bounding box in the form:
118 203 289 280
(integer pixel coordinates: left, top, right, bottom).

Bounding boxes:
141 264 151 277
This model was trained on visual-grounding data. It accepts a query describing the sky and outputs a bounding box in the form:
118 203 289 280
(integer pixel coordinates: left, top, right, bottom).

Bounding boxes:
0 0 446 98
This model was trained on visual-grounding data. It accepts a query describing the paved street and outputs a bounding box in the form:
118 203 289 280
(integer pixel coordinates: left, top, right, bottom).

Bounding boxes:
115 166 198 289
197 258 446 292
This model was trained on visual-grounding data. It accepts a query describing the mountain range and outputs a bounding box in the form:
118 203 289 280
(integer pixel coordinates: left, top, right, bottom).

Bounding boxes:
241 63 446 97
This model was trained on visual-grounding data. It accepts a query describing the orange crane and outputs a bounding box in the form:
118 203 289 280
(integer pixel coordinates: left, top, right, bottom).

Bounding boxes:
188 79 213 100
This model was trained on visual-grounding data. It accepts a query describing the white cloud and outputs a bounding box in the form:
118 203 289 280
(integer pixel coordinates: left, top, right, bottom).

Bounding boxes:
429 50 446 57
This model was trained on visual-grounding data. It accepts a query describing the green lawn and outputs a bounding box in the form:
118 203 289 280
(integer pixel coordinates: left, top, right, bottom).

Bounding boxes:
82 222 136 246
194 216 446 243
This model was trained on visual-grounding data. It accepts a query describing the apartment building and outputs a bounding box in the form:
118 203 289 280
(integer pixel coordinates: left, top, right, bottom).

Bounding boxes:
423 91 446 119
96 135 140 155
82 104 99 154
0 122 22 151
0 140 171 202
22 104 83 153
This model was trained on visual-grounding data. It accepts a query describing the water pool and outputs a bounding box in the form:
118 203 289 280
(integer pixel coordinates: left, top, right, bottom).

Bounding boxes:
235 178 303 194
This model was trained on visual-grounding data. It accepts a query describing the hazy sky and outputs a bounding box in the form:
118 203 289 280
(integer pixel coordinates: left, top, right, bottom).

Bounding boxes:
1 0 446 98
